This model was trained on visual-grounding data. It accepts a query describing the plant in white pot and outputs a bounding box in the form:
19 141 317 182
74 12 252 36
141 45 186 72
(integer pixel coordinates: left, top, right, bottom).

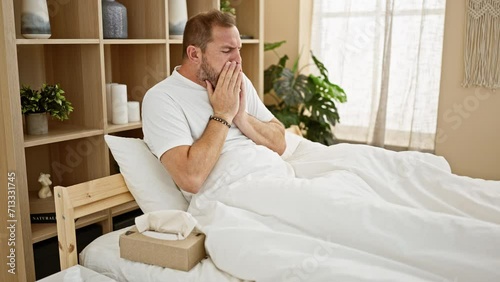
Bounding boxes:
21 83 74 135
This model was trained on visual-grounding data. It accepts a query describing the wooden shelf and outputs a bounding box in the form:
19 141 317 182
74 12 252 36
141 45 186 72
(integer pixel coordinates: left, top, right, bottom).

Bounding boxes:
104 44 167 103
16 39 100 45
242 39 260 44
13 0 100 40
29 191 55 214
113 0 166 40
31 200 139 244
169 39 183 45
23 127 103 148
168 39 260 45
106 122 142 134
2 0 263 278
103 39 167 45
31 210 109 244
235 0 262 41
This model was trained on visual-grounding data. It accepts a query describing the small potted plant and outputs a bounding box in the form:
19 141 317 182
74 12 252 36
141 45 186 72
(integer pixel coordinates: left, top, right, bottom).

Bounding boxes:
20 83 74 135
220 0 236 16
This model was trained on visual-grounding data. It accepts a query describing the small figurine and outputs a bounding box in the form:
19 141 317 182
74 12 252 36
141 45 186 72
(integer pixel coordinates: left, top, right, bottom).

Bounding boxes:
38 173 52 199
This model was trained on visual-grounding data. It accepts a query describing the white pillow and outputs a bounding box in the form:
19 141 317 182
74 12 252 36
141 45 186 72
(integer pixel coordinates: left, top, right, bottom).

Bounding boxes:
104 135 188 213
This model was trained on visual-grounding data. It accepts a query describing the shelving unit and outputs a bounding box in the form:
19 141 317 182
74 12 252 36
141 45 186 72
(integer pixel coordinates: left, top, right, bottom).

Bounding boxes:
0 0 264 279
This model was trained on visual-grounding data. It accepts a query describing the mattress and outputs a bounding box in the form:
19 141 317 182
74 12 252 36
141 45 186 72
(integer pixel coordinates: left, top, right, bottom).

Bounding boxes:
79 227 242 282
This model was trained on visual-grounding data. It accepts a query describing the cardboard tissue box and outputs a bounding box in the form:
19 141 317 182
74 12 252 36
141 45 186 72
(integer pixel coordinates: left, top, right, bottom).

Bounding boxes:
119 226 206 271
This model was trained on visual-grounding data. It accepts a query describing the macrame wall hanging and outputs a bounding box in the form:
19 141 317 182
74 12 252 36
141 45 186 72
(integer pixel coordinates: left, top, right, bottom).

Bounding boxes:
463 0 500 89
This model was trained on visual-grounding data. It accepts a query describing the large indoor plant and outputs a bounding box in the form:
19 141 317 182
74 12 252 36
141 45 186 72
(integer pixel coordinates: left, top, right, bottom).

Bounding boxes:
264 41 347 145
21 83 74 135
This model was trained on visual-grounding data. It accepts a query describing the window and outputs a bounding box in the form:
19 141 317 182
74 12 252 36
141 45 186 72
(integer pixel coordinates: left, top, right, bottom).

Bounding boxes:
311 0 446 151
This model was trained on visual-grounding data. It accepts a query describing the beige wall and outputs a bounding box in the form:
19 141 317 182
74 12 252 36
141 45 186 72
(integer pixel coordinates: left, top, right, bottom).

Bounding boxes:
265 0 500 180
435 0 500 180
264 0 311 70
264 0 299 68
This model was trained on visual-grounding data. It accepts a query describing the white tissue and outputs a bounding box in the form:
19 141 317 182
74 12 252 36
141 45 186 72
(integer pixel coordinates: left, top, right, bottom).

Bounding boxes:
111 84 128 125
135 210 197 240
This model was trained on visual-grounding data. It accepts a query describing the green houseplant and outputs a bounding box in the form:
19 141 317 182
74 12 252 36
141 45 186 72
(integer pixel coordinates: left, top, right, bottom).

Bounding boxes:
21 83 74 135
220 0 236 16
264 41 347 145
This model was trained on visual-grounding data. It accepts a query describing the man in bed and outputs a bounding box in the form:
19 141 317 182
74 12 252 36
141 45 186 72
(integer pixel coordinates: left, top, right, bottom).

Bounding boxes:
142 10 287 198
142 10 500 282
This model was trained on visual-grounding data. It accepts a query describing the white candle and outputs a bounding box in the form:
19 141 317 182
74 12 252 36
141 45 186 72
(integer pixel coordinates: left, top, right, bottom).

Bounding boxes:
106 83 117 122
127 101 140 122
111 84 128 125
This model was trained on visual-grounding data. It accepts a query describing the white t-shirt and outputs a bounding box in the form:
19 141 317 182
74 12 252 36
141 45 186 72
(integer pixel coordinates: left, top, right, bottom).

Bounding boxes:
142 67 275 159
142 67 291 198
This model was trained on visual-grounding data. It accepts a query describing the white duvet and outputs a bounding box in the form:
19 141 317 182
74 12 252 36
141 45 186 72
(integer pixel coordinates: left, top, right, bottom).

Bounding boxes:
188 137 500 282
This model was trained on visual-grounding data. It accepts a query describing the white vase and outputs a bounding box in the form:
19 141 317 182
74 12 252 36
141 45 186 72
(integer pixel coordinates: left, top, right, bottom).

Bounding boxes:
26 113 48 135
168 0 188 39
21 0 51 39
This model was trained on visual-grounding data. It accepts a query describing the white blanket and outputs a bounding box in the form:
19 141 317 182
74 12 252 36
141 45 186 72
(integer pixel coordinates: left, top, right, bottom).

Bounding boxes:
188 139 500 282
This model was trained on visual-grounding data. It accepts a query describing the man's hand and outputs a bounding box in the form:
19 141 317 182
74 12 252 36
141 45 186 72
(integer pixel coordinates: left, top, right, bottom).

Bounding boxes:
231 74 286 155
205 61 242 124
232 76 247 126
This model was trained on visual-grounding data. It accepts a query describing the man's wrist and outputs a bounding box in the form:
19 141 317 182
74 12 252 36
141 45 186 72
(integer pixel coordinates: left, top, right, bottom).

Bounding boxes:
209 115 232 128
232 112 248 127
213 112 233 124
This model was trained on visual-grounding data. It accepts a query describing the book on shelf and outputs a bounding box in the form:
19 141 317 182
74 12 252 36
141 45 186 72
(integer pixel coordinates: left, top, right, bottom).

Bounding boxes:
30 213 56 224
29 190 56 223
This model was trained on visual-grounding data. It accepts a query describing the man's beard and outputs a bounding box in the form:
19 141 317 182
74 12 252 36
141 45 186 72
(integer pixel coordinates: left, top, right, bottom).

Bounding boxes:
197 56 219 88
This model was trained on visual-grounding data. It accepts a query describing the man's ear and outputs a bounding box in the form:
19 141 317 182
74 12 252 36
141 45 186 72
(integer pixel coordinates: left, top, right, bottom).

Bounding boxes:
186 45 202 64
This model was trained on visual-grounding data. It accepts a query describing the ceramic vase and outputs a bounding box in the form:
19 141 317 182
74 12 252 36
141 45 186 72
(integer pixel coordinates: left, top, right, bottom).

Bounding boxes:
26 113 48 135
102 0 128 39
168 0 188 39
21 0 51 39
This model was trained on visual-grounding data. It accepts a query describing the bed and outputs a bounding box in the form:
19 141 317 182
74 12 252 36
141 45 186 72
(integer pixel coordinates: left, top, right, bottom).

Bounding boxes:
55 132 500 282
54 172 243 281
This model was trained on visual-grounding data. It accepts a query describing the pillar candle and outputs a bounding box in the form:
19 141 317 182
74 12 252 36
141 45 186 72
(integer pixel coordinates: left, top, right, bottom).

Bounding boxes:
111 84 128 125
127 101 140 122
106 83 118 122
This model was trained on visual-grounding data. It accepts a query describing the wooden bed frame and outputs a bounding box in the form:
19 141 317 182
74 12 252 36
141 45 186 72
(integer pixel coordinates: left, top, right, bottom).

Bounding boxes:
54 173 135 270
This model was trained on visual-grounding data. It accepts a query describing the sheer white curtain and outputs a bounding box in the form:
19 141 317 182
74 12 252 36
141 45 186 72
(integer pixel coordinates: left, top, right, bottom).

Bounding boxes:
311 0 446 151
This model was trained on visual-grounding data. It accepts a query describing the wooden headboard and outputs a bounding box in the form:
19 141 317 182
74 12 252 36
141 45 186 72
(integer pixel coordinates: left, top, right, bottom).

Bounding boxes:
54 173 135 270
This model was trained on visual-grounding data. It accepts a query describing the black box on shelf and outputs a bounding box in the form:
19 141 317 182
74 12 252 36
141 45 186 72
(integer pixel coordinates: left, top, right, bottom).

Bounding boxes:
33 224 102 280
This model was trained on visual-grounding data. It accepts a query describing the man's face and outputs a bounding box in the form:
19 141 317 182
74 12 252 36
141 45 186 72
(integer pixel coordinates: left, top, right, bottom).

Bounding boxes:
197 25 242 87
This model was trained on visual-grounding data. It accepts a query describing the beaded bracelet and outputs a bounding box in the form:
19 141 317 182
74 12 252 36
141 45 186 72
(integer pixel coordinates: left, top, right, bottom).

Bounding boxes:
209 115 231 128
